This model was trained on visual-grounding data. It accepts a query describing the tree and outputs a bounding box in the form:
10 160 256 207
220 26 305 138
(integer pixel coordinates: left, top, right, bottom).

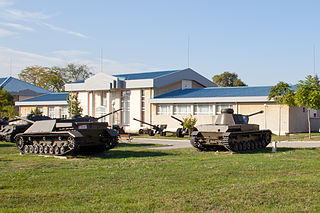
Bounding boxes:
68 93 83 117
18 64 93 92
19 66 50 88
268 82 296 136
0 87 17 118
212 72 247 87
183 115 197 136
63 64 93 82
295 75 320 139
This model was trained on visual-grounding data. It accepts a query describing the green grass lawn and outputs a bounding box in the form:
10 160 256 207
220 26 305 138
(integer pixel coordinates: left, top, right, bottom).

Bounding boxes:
1 141 320 212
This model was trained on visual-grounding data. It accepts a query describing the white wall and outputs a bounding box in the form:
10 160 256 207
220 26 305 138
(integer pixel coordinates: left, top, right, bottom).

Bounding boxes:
127 89 141 132
78 92 88 115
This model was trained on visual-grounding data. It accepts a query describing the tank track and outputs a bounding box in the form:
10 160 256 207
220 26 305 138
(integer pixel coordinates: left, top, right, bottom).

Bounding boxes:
190 130 272 152
222 131 272 152
15 134 80 156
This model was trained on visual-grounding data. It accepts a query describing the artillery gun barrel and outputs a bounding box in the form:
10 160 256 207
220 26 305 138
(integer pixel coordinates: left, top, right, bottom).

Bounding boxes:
15 116 35 124
247 110 264 117
170 115 183 125
133 118 157 129
96 108 122 120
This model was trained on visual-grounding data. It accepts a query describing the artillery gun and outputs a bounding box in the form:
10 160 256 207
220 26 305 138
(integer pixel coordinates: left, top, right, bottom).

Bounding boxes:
133 118 167 136
171 115 193 137
14 113 120 156
190 109 272 152
0 114 51 142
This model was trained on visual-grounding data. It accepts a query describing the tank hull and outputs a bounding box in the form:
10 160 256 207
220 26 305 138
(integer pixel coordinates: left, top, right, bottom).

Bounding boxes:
190 130 272 152
15 122 119 156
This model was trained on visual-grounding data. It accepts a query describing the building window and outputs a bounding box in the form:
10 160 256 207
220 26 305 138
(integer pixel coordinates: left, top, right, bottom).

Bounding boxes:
173 104 191 115
156 104 171 115
141 90 146 123
121 91 130 125
49 106 55 118
216 103 233 115
61 106 68 118
96 106 107 122
194 104 213 115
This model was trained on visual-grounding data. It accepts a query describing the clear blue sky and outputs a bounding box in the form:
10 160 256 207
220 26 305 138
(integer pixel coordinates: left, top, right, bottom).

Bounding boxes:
1 0 320 86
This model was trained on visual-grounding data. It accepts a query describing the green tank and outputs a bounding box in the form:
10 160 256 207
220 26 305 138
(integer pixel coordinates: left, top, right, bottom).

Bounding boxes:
15 114 119 156
190 108 272 152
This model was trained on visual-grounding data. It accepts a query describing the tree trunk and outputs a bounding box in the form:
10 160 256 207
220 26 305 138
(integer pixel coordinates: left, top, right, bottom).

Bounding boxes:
308 109 311 139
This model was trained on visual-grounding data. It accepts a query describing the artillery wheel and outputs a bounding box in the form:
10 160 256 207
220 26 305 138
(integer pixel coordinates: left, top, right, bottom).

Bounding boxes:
148 130 155 136
176 128 184 138
160 131 166 136
138 129 144 134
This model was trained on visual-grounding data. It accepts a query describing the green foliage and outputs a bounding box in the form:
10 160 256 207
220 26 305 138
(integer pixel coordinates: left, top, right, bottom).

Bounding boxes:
183 114 197 135
0 87 16 118
18 63 93 92
30 106 42 115
268 81 296 106
295 75 320 110
212 72 247 87
68 93 83 116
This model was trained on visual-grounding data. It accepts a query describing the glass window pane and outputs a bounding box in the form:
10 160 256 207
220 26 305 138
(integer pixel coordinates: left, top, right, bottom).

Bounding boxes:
216 103 233 115
173 104 191 115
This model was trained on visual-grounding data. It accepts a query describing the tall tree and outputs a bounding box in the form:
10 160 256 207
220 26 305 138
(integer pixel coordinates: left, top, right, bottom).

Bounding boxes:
68 93 83 116
295 75 320 139
19 66 50 88
268 82 296 136
212 72 247 87
63 64 93 82
18 64 93 92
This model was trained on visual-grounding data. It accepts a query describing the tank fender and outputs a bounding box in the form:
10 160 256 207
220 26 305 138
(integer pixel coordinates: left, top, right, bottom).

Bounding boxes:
107 129 119 137
68 130 84 138
191 131 199 136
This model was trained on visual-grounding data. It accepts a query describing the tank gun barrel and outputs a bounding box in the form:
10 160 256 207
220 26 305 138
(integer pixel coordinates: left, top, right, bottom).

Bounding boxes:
15 116 35 124
170 115 183 125
96 108 122 120
246 110 264 117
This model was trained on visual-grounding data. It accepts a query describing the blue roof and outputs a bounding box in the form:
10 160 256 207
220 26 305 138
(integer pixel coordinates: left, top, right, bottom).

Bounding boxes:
113 70 179 80
20 93 69 102
154 86 273 99
0 77 50 95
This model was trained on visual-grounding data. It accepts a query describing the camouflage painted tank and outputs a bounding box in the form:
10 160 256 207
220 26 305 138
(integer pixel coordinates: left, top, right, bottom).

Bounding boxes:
15 115 119 156
190 109 272 152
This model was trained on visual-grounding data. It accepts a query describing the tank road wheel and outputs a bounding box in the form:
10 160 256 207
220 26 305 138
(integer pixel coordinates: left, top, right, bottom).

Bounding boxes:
54 146 60 155
28 145 34 153
67 137 78 151
24 145 29 153
230 143 239 152
33 145 39 154
49 146 54 155
39 145 44 154
60 146 67 155
44 146 49 154
238 143 243 152
190 135 207 151
16 136 24 150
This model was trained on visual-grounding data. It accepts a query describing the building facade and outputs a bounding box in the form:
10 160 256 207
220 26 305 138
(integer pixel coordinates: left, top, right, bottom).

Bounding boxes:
64 68 216 132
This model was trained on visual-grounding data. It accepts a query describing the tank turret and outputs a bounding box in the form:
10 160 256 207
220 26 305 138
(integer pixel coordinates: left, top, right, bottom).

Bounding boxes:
190 108 272 152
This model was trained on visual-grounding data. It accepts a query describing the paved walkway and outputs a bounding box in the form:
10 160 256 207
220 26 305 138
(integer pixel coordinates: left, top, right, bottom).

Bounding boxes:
131 138 320 150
